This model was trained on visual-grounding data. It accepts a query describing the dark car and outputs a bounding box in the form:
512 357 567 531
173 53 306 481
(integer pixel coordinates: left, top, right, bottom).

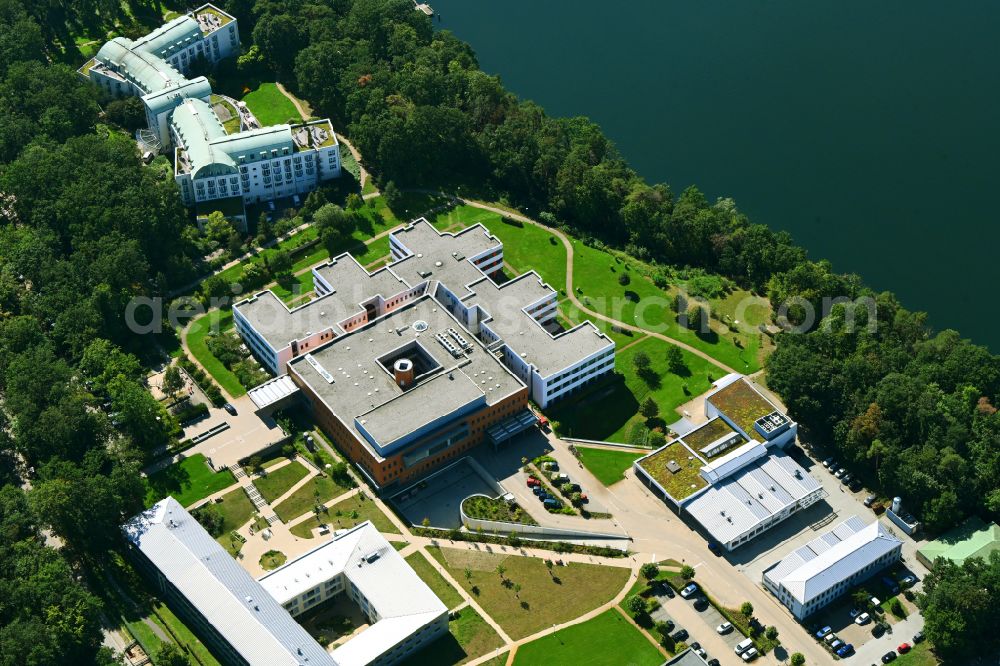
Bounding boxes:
836 643 854 657
707 541 723 555
708 660 720 666
223 402 237 415
660 619 675 633
693 596 709 611
672 628 688 642
913 631 925 643
882 651 897 663
872 623 887 638
657 582 675 598
848 479 863 492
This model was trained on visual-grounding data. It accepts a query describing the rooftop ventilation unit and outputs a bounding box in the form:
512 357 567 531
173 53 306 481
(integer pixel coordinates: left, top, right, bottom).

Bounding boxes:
447 327 471 351
413 320 429 332
435 332 461 357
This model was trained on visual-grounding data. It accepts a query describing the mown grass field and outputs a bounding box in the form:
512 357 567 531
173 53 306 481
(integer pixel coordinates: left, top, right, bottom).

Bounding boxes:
241 82 301 126
252 460 309 503
429 547 631 640
144 454 236 507
273 474 352 523
404 551 465 609
512 609 662 666
576 446 646 486
185 309 244 396
290 493 400 537
400 606 506 666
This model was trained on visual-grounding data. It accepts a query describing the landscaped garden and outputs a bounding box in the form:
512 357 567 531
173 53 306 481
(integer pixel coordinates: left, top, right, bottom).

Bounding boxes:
289 493 400 538
400 606 506 666
208 487 256 554
635 442 707 500
511 609 662 666
252 460 310 503
575 446 646 486
273 473 352 523
404 552 465 609
429 547 631 640
260 549 287 570
143 454 236 507
241 82 301 126
704 377 775 435
185 309 244 397
461 495 538 525
679 417 746 461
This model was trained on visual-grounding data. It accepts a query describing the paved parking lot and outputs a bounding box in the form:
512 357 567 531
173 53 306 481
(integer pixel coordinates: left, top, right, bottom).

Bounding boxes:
390 458 500 529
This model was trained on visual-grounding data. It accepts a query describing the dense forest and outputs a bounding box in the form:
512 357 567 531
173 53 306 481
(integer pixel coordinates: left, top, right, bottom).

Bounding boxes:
0 0 996 663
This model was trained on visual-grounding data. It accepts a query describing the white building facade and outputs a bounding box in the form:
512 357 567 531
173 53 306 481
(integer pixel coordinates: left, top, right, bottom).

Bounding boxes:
762 516 903 619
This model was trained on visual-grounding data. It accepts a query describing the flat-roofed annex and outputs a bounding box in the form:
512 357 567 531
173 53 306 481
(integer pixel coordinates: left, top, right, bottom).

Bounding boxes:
288 295 524 458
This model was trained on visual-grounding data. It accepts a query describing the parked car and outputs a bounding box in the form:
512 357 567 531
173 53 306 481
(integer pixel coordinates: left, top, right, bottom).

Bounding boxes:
825 633 839 645
660 619 674 633
707 541 723 555
855 612 871 625
815 626 832 639
901 574 917 587
840 473 853 485
898 643 911 654
543 498 559 509
693 646 707 658
532 486 543 496
693 596 709 611
680 583 699 598
734 638 754 655
672 628 688 642
849 608 861 619
526 477 540 487
864 494 877 507
834 467 847 478
872 623 887 638
882 651 897 663
913 631 925 643
848 478 863 492
223 402 237 415
717 621 733 634
708 660 720 666
836 643 854 657
740 647 758 662
659 582 675 598
822 457 835 468
829 639 844 652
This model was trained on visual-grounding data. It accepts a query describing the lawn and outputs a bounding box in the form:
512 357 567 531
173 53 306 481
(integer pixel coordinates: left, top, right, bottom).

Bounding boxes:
428 204 504 233
429 547 631 640
559 298 635 348
252 460 309 503
290 493 400 537
144 454 236 507
260 549 287 570
480 216 567 289
399 606 506 666
241 82 301 126
512 609 662 666
404 551 465 609
185 309 245 397
567 236 762 373
576 446 645 486
544 336 715 442
636 441 707 501
273 474 352 523
894 642 937 666
212 487 256 553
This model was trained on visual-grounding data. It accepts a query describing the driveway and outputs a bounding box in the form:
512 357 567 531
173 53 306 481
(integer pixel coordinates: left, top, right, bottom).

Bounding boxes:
173 394 287 469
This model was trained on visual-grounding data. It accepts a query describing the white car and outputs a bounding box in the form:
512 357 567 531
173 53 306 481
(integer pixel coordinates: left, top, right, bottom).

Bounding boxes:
855 612 871 625
741 647 759 662
717 621 733 634
680 583 699 598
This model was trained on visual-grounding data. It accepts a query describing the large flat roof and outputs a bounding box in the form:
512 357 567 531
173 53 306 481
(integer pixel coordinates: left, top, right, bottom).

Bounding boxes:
235 255 411 352
764 516 902 605
258 522 446 666
288 296 523 456
684 451 823 544
464 273 613 377
123 498 335 666
707 375 782 437
388 221 500 288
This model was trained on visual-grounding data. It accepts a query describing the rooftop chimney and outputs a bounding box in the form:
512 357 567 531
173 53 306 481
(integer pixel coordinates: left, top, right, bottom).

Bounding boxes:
393 358 414 389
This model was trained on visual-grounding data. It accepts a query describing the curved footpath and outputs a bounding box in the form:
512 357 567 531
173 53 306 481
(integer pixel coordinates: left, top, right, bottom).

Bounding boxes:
456 198 741 376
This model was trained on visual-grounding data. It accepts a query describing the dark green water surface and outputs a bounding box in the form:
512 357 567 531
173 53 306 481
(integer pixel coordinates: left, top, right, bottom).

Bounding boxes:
433 0 1000 349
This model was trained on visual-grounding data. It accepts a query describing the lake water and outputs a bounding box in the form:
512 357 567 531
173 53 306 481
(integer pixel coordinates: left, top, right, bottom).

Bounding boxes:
433 0 1000 351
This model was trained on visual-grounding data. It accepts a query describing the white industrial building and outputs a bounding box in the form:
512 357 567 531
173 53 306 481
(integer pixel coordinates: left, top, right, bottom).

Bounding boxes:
123 498 446 666
634 376 824 551
762 515 903 619
80 4 340 222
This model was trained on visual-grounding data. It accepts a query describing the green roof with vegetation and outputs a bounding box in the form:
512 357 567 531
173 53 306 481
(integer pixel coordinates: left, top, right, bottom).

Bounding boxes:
707 378 776 436
680 417 745 461
637 441 707 500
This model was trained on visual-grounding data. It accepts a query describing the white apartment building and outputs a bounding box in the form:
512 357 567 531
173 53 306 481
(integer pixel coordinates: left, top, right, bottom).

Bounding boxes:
124 499 447 666
762 515 903 619
81 4 340 221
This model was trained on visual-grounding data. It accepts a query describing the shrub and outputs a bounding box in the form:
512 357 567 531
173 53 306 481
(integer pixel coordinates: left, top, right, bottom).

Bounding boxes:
680 564 695 580
790 653 805 666
765 625 778 640
640 562 659 581
618 272 630 286
740 601 754 618
626 594 646 617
